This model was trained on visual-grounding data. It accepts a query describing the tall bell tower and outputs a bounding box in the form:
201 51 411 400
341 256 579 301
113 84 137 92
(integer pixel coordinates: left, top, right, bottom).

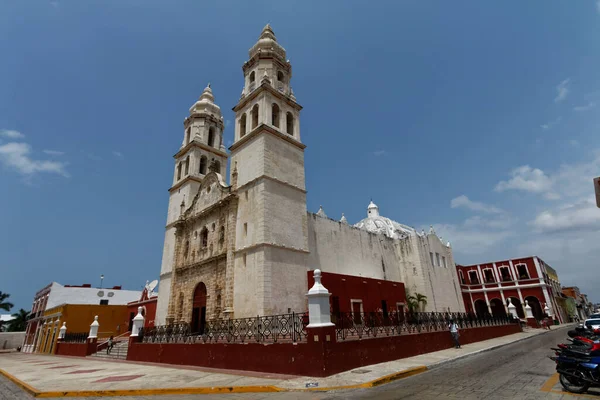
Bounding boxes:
229 25 309 317
156 85 228 324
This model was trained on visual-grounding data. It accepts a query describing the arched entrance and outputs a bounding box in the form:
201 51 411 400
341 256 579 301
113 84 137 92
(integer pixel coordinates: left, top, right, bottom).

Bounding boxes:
525 296 543 321
489 298 506 318
508 297 525 319
474 299 489 318
191 283 207 334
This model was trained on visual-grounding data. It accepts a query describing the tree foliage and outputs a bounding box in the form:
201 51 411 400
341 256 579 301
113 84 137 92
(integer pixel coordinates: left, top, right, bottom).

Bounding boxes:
7 309 29 332
0 292 13 312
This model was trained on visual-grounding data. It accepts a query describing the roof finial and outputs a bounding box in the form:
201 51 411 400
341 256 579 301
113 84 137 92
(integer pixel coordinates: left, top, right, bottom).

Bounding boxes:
316 205 327 218
340 213 348 224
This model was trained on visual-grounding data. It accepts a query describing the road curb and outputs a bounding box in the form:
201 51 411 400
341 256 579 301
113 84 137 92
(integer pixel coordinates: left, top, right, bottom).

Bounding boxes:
427 326 571 370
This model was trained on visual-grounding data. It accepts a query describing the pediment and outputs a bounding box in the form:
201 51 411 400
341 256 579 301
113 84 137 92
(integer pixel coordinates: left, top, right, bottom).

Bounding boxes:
184 172 232 218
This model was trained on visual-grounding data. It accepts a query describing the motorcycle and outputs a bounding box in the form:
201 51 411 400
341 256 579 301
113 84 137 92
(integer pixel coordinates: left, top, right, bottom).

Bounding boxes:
549 327 600 393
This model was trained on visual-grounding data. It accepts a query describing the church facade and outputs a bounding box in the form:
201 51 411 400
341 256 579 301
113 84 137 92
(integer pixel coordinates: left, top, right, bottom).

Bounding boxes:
155 26 465 326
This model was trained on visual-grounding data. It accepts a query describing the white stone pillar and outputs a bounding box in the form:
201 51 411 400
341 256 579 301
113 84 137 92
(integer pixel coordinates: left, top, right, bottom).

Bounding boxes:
507 298 518 319
306 269 334 327
58 322 67 339
131 307 145 337
544 303 552 318
524 300 534 319
88 316 99 339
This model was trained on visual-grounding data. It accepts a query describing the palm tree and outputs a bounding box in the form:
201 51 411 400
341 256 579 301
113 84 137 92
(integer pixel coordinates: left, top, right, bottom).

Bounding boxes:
7 309 29 332
0 292 13 312
415 293 428 312
406 294 419 313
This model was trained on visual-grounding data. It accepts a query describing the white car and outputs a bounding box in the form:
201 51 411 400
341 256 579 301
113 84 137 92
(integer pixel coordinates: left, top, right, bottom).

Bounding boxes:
584 317 600 330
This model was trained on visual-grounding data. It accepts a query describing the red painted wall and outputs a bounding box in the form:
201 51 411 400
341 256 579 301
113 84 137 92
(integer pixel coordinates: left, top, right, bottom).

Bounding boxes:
307 271 406 314
127 298 157 329
54 338 98 357
127 323 520 377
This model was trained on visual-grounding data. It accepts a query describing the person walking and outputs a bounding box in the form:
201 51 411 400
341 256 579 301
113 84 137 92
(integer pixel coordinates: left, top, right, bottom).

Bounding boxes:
448 319 461 349
107 336 114 354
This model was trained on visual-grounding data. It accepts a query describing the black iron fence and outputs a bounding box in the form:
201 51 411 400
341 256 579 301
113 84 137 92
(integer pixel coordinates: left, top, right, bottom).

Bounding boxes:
334 311 518 341
139 312 308 344
61 332 88 343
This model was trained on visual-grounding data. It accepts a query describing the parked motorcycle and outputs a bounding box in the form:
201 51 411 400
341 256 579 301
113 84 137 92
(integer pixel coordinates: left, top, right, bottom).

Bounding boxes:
549 326 600 394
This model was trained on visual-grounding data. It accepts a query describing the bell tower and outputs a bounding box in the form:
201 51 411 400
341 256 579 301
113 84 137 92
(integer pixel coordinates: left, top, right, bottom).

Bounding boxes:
156 84 228 324
229 25 309 317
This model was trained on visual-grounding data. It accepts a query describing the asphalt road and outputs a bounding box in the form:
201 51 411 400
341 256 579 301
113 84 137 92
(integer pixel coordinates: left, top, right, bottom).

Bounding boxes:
1 327 596 399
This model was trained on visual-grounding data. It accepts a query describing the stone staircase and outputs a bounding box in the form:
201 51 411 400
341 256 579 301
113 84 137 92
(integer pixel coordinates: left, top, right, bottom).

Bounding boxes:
90 339 129 360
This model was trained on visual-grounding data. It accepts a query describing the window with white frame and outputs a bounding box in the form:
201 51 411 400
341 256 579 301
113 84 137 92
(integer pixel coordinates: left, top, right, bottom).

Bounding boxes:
468 270 480 284
483 268 495 283
499 266 511 281
459 270 465 284
516 264 530 280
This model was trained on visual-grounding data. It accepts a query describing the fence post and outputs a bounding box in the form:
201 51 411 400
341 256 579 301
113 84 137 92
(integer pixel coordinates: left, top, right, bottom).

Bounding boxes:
306 269 334 328
58 322 67 340
131 307 145 337
88 316 99 339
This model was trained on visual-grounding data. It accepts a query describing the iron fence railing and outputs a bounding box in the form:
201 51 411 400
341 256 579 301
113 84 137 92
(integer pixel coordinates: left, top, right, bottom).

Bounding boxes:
334 311 518 341
138 312 308 344
61 332 88 343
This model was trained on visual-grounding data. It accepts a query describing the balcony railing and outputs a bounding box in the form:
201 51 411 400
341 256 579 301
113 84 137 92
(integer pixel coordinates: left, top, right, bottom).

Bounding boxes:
61 332 88 343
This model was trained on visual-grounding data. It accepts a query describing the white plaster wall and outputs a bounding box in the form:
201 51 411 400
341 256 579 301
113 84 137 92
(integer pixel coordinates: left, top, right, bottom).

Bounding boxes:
0 332 25 350
232 247 265 317
45 283 141 310
263 133 305 190
307 214 401 282
265 246 308 315
414 234 465 312
155 275 170 325
263 179 308 250
230 134 266 189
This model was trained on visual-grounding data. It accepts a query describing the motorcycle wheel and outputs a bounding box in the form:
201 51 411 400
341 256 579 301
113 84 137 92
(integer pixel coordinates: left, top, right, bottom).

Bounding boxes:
559 368 590 394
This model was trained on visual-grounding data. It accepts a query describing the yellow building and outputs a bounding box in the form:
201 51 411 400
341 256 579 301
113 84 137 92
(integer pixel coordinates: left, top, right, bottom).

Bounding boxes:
36 304 130 354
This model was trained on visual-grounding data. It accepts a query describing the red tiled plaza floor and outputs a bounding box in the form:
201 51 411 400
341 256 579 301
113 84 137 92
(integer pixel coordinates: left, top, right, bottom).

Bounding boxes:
92 374 145 383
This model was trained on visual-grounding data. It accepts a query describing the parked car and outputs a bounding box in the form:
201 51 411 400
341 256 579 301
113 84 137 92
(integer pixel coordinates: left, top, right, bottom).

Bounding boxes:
584 317 600 330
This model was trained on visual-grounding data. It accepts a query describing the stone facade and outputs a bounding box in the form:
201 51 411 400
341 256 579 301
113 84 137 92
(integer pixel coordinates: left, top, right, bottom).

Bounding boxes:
155 25 465 325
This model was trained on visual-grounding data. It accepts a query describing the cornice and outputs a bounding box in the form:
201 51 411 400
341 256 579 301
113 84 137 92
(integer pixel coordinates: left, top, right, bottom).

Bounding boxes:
175 252 227 273
173 141 228 160
169 176 203 193
235 242 309 255
242 54 291 75
233 82 302 112
237 174 307 194
184 112 224 129
229 123 306 152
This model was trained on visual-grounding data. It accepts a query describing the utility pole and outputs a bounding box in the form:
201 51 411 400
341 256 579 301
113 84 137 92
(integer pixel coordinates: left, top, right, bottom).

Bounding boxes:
100 274 104 289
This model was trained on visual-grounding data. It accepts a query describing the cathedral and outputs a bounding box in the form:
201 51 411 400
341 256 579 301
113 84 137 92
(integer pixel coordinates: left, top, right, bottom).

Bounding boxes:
155 25 465 327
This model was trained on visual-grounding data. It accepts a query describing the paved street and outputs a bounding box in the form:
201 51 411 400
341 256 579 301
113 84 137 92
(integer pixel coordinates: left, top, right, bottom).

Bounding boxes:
1 327 599 399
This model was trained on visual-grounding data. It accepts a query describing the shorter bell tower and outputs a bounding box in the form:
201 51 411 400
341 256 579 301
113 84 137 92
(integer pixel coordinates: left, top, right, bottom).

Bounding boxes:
155 84 228 325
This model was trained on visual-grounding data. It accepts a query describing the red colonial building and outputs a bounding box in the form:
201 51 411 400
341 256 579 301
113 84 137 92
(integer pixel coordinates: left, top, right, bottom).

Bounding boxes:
456 256 564 324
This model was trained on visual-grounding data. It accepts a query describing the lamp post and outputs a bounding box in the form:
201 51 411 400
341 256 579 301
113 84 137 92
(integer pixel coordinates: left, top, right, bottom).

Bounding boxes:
100 275 104 289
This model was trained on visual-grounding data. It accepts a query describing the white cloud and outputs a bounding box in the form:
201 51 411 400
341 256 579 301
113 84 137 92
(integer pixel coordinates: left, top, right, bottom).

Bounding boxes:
431 223 513 255
0 130 25 139
494 165 556 198
450 195 503 214
112 151 124 159
0 142 69 178
573 102 596 112
540 116 562 130
464 215 515 230
372 150 386 157
554 78 570 103
43 149 65 156
530 197 600 234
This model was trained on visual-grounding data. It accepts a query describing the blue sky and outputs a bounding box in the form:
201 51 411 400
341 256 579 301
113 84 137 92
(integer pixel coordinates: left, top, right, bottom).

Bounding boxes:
2 1 600 311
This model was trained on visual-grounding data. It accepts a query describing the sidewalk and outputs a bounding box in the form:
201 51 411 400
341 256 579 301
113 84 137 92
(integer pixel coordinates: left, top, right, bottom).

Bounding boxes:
0 325 569 397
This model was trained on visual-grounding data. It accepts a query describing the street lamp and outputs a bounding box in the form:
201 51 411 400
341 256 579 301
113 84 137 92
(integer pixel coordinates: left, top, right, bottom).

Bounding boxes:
100 275 104 289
